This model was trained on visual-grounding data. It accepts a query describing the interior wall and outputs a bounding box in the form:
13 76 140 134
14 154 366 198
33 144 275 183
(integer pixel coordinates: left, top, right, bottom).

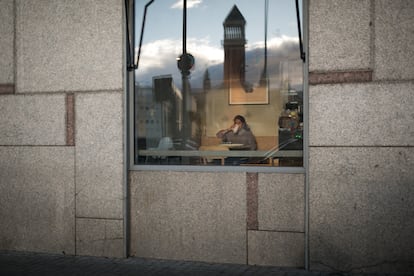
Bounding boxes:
205 87 283 137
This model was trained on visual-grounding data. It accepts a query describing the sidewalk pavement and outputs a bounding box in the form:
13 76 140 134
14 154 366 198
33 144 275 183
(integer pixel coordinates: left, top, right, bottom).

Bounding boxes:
0 250 328 276
0 250 406 276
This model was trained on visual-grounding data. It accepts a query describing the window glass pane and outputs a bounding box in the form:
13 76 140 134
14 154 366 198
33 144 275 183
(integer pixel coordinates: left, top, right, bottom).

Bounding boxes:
134 0 303 167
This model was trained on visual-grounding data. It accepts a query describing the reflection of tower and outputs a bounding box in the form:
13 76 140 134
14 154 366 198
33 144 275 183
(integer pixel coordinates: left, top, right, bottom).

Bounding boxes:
223 5 246 89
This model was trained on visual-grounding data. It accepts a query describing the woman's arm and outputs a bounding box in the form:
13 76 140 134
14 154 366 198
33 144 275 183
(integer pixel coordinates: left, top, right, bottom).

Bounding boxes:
216 125 234 138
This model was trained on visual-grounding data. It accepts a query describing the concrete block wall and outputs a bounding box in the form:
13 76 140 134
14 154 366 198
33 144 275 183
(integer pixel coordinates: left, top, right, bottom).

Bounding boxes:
309 0 414 273
0 0 124 258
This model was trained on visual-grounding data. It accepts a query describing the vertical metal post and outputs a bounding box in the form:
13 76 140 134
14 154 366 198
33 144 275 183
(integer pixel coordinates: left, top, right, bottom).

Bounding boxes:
295 0 305 62
123 0 134 258
183 0 187 55
180 0 190 150
302 0 310 270
264 0 268 79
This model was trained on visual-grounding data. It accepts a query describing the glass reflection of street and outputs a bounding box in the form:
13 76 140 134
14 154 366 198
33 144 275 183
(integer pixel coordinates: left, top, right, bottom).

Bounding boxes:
134 0 303 166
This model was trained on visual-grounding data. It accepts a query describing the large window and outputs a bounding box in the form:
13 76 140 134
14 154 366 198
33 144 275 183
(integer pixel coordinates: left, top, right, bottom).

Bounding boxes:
132 0 304 167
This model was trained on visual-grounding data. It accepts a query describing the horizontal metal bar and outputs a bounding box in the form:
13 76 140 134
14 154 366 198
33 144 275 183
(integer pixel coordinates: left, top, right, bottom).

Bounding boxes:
138 150 303 158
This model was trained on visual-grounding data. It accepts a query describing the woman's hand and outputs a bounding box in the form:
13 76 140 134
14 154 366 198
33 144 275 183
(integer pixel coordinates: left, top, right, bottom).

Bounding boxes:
227 124 236 132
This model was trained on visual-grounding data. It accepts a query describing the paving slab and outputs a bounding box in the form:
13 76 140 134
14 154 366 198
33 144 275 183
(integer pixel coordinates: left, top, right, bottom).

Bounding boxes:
0 250 327 276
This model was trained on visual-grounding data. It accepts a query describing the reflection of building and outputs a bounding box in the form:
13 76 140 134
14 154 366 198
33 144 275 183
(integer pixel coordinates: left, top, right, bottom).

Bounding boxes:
153 75 182 140
135 85 162 149
136 74 201 151
223 5 246 89
223 5 268 104
203 5 283 144
135 75 183 150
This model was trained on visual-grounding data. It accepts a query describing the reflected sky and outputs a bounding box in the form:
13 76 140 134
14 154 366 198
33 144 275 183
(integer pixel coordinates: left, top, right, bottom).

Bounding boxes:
134 0 303 89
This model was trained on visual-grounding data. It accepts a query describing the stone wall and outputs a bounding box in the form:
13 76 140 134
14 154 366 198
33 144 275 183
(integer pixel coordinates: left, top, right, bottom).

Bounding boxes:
308 0 414 273
0 0 124 257
129 171 305 267
1 0 413 273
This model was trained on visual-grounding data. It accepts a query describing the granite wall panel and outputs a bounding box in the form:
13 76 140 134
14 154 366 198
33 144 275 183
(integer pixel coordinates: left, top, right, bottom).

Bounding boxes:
0 147 75 254
309 82 414 146
75 92 123 219
248 231 304 267
0 0 14 85
309 0 371 71
0 94 66 145
258 173 305 232
374 0 414 80
76 218 123 258
130 171 246 264
15 0 123 93
309 147 414 273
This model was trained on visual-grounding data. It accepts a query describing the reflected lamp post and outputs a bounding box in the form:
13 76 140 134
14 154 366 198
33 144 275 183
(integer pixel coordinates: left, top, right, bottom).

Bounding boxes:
177 0 195 149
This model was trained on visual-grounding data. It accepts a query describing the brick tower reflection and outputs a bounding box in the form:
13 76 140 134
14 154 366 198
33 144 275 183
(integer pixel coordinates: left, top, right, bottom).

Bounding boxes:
223 5 247 92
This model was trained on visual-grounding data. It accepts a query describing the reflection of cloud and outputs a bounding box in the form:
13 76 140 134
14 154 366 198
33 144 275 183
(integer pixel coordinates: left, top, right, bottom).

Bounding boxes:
139 39 180 72
250 35 299 50
171 0 202 9
139 38 224 74
187 38 223 65
136 35 302 89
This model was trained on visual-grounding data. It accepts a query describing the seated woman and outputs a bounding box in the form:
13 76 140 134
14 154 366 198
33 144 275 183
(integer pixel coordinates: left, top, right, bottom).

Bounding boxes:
216 115 257 164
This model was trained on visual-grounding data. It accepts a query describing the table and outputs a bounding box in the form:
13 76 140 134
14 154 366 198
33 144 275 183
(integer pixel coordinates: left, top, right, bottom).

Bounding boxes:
138 148 303 166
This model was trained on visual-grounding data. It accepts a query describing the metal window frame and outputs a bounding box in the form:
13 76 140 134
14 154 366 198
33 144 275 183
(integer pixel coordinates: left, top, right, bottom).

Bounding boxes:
126 0 308 174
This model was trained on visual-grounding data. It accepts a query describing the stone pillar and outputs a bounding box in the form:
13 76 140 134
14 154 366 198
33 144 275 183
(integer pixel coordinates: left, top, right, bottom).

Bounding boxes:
308 0 414 273
0 0 125 258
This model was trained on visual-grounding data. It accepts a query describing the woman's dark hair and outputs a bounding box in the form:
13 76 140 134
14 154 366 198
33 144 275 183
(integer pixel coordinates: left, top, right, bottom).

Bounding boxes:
233 115 246 124
233 115 250 130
